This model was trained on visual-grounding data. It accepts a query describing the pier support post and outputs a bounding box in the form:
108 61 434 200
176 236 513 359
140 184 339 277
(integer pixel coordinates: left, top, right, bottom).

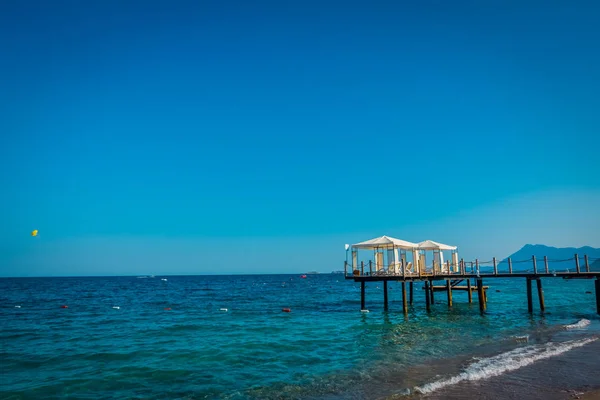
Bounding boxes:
402 281 408 314
409 281 414 305
425 281 431 312
383 280 388 310
526 278 533 313
595 278 600 315
536 279 545 312
430 280 435 304
493 257 497 275
575 254 580 274
532 256 537 275
361 281 366 310
544 256 549 274
467 279 472 303
585 255 590 273
477 278 485 313
446 279 453 307
508 258 513 274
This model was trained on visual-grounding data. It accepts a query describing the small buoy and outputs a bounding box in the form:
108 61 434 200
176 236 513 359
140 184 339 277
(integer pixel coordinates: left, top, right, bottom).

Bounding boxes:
15 305 21 308
61 305 68 309
112 306 120 310
300 275 307 278
360 309 369 313
282 308 291 312
586 291 592 294
220 308 228 312
164 307 171 311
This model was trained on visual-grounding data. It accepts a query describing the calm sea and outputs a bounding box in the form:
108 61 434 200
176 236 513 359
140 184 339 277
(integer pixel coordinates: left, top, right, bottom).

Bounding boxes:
1 274 599 399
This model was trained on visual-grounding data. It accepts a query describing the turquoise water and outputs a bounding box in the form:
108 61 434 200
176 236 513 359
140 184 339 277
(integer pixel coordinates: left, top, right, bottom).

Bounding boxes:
1 274 599 399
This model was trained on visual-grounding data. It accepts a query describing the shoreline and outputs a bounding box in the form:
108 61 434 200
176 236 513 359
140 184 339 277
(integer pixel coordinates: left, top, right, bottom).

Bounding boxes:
393 334 600 400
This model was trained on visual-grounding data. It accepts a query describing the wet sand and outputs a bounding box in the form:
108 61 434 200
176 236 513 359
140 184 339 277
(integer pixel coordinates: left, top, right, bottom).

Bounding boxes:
416 338 600 400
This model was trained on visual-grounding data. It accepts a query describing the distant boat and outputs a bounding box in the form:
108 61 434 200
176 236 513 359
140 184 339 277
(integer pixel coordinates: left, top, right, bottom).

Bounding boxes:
306 271 319 274
331 270 344 274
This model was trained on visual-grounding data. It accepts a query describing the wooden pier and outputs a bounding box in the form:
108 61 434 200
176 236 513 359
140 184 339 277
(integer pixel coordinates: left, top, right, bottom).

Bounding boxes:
344 254 600 315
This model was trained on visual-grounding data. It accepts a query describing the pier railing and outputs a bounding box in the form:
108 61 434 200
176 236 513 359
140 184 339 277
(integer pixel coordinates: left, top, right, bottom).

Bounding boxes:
344 254 599 278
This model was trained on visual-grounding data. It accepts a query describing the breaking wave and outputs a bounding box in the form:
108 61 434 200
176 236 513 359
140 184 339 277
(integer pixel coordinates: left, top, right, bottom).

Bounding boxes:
414 337 598 394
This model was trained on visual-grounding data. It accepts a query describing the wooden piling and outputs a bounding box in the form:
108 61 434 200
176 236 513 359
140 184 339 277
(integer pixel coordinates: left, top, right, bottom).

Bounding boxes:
409 281 414 305
361 281 366 310
402 281 408 314
532 255 537 274
460 258 465 274
493 257 497 275
477 278 485 312
467 279 472 303
369 260 373 276
430 280 435 304
595 278 600 315
536 278 545 312
585 255 590 273
425 281 431 312
447 279 453 307
361 261 364 276
544 256 549 274
475 259 479 275
526 278 533 313
470 261 474 273
575 254 580 274
508 258 513 274
344 261 348 276
383 280 388 310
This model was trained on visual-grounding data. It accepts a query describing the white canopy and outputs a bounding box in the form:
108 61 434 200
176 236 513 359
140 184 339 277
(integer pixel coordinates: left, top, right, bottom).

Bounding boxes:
352 235 418 250
417 240 457 251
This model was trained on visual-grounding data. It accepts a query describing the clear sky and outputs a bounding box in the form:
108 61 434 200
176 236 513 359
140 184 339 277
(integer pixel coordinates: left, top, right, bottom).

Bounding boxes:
1 0 599 277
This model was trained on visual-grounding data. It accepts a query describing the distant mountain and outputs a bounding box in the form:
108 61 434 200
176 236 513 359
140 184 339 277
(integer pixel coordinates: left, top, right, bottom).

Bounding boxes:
497 244 600 273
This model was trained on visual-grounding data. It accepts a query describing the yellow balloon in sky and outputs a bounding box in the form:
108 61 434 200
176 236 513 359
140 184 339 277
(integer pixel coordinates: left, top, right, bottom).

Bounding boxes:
31 230 38 237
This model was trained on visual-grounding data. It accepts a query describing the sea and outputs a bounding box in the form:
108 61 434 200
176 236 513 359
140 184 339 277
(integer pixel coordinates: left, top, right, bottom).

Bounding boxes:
1 274 599 399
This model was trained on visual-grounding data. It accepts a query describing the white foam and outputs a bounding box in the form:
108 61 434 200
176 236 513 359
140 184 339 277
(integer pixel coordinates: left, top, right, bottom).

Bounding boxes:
513 335 529 343
564 319 590 330
414 337 597 394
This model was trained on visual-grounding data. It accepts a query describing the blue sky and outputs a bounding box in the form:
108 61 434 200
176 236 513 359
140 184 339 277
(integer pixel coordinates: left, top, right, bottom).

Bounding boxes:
1 0 599 276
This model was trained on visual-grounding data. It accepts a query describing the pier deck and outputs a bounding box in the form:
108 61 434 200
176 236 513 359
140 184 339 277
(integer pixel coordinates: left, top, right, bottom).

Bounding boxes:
343 254 600 315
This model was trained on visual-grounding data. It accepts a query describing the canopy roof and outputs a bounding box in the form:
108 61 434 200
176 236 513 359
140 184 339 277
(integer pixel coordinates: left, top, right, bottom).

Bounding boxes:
417 240 457 251
352 235 418 250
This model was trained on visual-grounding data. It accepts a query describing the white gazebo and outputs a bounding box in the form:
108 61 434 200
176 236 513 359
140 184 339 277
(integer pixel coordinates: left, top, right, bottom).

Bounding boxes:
350 235 419 275
417 240 459 274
